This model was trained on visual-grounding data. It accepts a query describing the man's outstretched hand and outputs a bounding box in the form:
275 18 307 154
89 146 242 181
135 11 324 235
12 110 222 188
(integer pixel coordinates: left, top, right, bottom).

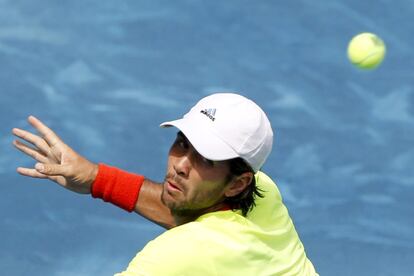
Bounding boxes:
12 115 98 194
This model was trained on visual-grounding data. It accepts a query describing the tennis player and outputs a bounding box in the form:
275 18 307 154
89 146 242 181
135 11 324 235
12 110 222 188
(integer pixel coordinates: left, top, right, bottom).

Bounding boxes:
13 93 318 275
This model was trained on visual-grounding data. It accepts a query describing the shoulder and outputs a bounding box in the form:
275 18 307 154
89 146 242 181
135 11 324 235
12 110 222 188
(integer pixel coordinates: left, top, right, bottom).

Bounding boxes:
142 222 207 256
248 171 289 229
255 171 282 200
122 222 216 275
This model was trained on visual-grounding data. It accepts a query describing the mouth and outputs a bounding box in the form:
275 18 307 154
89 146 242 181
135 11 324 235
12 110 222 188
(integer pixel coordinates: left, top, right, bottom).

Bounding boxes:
166 180 182 193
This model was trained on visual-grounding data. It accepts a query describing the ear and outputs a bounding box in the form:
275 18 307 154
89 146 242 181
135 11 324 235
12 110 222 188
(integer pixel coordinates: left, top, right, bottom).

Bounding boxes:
224 172 254 198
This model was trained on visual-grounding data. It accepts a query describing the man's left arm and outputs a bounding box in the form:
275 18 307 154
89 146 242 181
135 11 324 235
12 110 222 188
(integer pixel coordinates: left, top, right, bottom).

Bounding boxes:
91 163 176 228
13 116 175 229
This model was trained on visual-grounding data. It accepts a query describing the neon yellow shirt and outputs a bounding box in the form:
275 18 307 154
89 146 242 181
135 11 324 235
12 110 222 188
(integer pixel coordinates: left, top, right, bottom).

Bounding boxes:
115 172 318 276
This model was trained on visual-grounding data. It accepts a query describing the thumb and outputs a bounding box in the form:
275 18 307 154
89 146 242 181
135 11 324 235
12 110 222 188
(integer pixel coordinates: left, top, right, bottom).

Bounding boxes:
35 163 68 176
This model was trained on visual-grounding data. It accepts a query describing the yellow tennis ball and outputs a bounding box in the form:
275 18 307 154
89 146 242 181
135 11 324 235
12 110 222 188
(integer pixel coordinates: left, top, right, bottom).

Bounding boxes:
347 33 386 69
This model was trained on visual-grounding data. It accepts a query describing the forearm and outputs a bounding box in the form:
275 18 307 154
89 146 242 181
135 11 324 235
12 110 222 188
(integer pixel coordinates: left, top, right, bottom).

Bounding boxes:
134 179 176 229
91 163 175 229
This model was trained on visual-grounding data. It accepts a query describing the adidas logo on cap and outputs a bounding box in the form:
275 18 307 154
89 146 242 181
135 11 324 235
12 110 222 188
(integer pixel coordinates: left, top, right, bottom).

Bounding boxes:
200 108 216 121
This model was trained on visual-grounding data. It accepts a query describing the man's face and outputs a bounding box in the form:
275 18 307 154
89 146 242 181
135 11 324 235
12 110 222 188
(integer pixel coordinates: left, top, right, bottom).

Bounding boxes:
161 132 231 217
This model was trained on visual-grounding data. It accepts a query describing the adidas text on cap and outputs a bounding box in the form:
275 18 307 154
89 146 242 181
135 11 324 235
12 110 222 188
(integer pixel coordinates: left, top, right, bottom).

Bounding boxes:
160 93 273 172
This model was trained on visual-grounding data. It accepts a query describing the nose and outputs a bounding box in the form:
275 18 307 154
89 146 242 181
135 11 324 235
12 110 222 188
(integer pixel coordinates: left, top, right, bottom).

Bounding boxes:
173 153 191 177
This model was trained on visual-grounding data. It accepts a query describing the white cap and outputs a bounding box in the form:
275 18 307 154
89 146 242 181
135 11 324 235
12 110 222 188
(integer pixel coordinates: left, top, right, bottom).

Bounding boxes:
160 93 273 172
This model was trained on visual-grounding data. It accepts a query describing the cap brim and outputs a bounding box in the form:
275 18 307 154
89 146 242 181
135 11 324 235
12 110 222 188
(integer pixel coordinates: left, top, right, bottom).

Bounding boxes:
160 118 239 161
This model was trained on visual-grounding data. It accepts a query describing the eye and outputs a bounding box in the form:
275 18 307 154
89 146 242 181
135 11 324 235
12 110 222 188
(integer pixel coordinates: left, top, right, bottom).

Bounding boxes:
178 139 188 149
174 133 189 149
200 156 215 167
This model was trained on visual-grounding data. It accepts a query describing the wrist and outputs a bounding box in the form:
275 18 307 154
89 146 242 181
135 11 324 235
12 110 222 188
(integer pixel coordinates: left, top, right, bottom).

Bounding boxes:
86 163 99 193
91 163 145 212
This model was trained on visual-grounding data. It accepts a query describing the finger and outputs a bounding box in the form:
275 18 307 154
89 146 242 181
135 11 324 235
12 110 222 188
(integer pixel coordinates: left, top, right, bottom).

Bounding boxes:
17 167 49 179
12 128 50 155
13 140 49 163
35 162 70 177
17 167 61 183
27 115 61 148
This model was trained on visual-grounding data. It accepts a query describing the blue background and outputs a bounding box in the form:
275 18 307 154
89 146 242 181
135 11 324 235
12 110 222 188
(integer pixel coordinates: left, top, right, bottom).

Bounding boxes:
1 1 413 275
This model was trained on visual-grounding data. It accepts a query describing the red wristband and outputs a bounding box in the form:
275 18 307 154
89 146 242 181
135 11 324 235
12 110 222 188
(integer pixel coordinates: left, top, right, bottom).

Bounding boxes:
91 163 145 212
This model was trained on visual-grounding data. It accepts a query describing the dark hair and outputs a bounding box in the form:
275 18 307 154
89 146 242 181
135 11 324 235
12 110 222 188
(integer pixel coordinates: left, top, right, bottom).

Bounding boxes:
224 158 264 216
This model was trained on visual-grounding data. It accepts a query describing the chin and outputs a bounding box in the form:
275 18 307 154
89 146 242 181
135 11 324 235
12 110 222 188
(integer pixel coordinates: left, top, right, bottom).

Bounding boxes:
161 188 178 210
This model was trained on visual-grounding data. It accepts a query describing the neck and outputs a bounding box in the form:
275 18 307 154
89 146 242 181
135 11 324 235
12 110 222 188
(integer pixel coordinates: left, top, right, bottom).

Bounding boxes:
172 202 231 226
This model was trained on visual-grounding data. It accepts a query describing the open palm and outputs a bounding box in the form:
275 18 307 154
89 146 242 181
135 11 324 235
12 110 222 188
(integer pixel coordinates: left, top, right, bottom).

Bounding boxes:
12 116 98 194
